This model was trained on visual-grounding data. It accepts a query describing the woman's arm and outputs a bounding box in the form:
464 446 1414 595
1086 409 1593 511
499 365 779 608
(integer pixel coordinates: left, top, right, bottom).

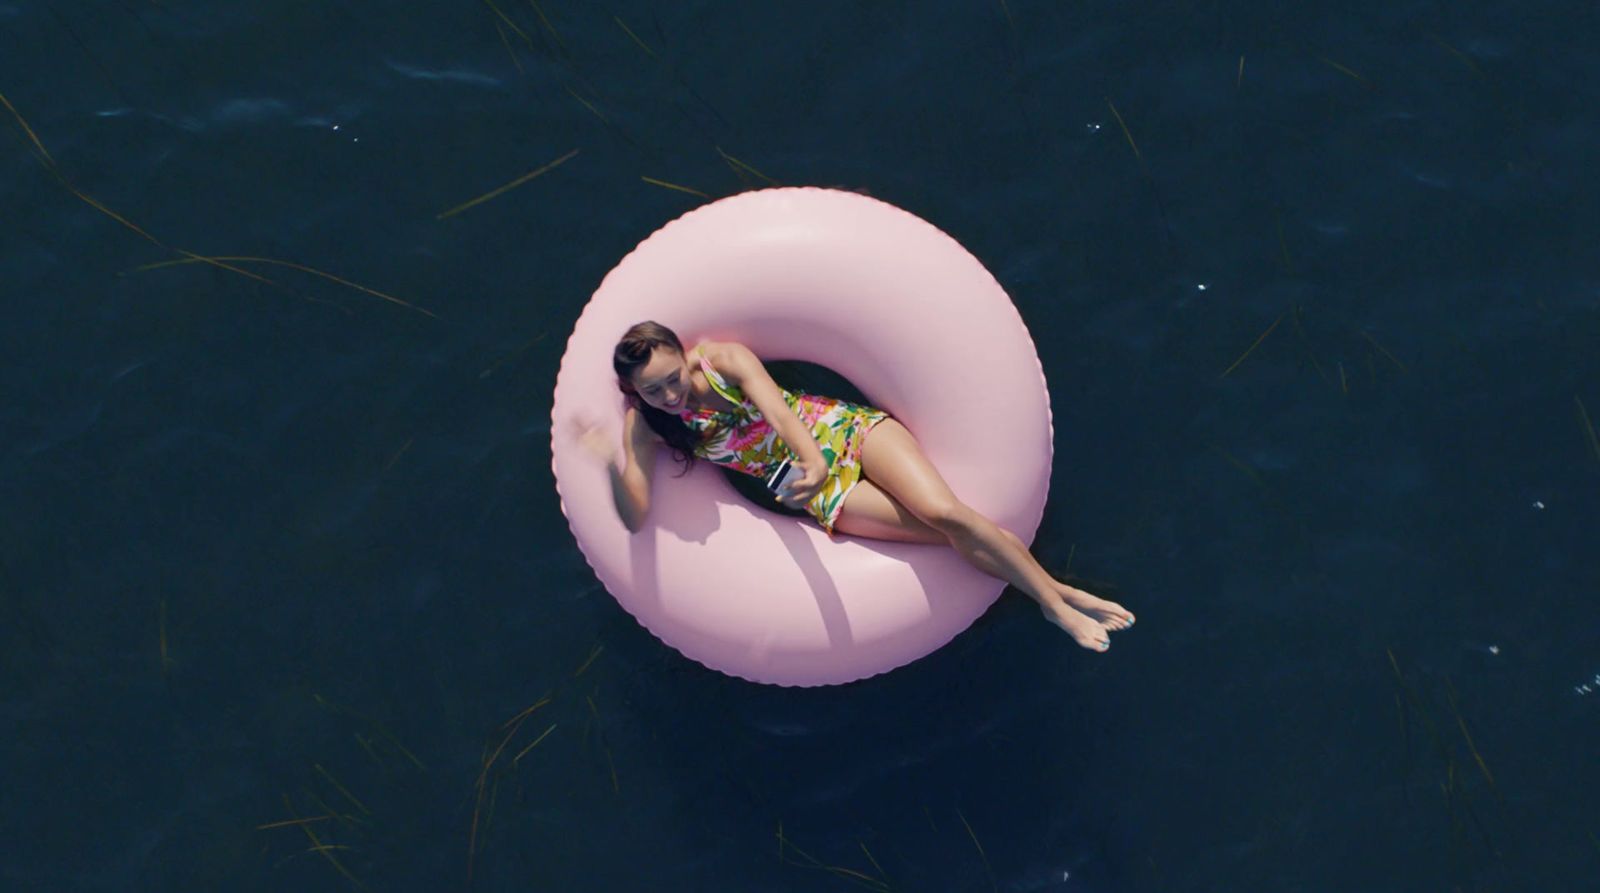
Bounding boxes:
612 407 660 532
573 408 658 531
712 342 826 468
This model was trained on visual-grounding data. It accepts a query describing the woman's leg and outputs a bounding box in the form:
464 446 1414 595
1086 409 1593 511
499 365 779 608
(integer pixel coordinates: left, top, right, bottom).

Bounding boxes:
836 480 1119 619
835 478 1135 647
831 478 949 545
836 479 1065 573
852 420 1133 650
835 478 1133 645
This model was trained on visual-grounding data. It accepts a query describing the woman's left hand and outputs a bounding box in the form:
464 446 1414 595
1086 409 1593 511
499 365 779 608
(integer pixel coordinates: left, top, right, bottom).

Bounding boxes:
776 455 829 509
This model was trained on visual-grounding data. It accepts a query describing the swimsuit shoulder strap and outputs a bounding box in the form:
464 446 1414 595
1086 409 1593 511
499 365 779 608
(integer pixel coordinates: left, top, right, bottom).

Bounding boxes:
696 349 747 405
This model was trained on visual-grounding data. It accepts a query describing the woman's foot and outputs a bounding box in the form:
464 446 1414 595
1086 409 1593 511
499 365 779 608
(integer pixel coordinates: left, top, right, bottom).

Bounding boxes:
1041 600 1111 652
1057 584 1135 632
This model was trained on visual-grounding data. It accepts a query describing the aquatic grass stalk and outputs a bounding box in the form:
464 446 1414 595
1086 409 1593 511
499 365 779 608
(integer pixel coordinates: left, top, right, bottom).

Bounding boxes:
716 147 779 186
282 793 366 890
3 91 394 313
1574 396 1600 462
1315 54 1373 88
1104 98 1141 163
6 95 427 318
311 692 427 771
602 743 619 794
956 809 997 893
256 813 336 830
512 723 557 766
526 0 568 56
132 256 436 318
479 330 549 379
1219 313 1285 379
640 176 708 199
493 21 525 74
1291 306 1332 385
777 822 892 892
481 0 534 50
381 438 412 474
1104 96 1177 257
353 733 383 764
0 89 55 165
314 763 372 816
613 16 657 57
468 694 556 881
498 694 552 732
572 643 603 677
858 841 888 886
1274 207 1296 274
1386 649 1506 863
437 148 580 220
1360 331 1409 374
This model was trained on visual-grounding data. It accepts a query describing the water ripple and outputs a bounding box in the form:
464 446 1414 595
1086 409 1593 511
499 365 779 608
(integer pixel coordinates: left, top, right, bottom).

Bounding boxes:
22 402 102 456
210 97 294 125
385 61 503 88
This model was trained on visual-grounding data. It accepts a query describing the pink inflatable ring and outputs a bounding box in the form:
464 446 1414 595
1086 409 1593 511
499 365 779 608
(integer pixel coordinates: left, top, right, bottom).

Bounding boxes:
551 187 1054 686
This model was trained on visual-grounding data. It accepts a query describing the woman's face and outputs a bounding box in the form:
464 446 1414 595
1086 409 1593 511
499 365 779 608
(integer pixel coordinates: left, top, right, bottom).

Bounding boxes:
631 346 692 412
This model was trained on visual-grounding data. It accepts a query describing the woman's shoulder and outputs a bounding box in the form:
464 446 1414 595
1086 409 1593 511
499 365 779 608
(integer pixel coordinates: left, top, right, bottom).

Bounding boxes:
688 340 756 375
687 339 741 364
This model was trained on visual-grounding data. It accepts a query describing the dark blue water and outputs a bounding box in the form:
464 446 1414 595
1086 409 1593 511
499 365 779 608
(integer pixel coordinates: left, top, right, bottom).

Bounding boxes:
5 2 1598 890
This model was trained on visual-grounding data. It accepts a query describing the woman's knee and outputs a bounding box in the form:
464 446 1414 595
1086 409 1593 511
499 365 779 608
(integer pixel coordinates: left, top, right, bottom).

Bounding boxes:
919 498 973 535
859 418 970 532
834 479 949 544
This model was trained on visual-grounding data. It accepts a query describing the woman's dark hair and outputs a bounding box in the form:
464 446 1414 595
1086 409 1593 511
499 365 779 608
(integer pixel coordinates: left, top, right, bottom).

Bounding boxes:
614 320 699 475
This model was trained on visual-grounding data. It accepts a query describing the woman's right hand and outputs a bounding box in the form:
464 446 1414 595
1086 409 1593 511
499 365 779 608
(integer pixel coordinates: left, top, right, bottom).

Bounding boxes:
571 414 619 468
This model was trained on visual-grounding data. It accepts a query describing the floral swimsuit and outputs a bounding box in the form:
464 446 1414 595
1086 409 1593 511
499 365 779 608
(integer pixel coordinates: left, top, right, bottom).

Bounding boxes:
677 349 890 536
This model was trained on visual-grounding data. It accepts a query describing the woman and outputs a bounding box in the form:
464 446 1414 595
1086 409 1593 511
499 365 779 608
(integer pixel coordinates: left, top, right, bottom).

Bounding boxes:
571 321 1134 652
